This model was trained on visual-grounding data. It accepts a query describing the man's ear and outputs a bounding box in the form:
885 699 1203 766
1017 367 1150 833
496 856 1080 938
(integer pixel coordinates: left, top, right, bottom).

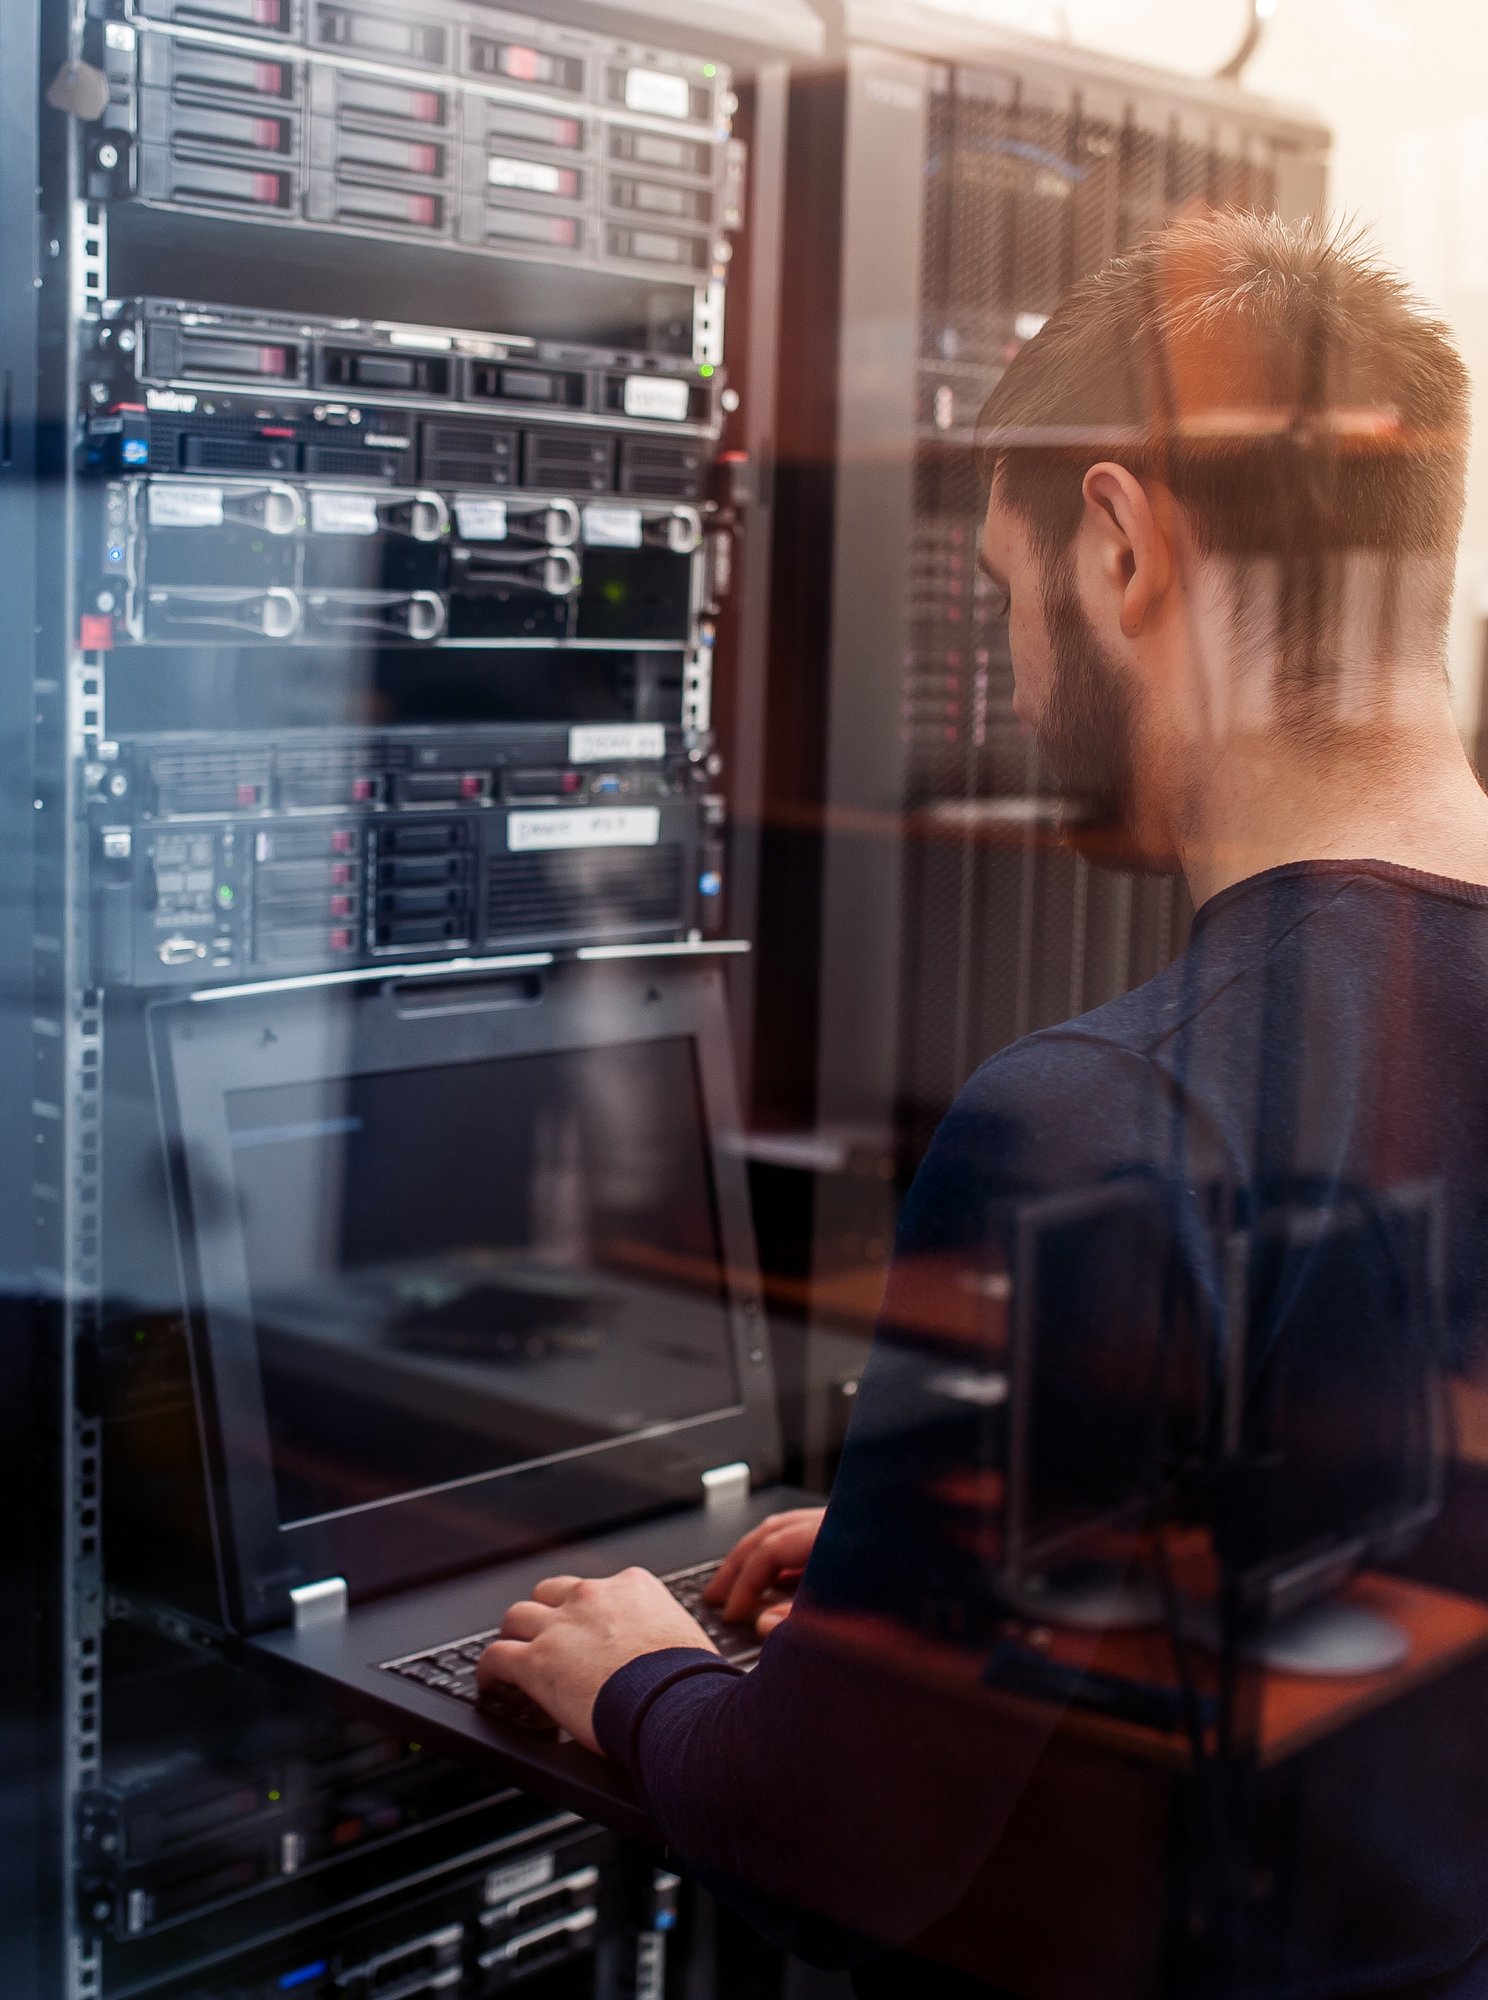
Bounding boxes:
1081 463 1173 640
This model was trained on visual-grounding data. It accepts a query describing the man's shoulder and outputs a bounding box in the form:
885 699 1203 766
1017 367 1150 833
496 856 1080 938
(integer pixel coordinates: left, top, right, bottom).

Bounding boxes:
916 1024 1176 1210
948 906 1265 1129
952 1013 1172 1128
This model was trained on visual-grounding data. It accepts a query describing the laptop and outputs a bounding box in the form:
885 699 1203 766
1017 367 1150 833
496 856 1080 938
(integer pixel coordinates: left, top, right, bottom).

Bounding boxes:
151 956 816 1834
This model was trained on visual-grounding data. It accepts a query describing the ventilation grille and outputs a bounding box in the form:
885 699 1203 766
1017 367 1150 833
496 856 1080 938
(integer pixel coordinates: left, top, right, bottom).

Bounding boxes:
302 444 402 479
421 421 517 489
149 749 272 814
277 746 361 776
522 428 613 491
486 845 683 942
617 438 705 500
179 432 283 472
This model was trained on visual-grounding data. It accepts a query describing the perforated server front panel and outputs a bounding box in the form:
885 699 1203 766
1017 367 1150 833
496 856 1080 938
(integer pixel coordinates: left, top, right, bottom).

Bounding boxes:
895 62 1300 1164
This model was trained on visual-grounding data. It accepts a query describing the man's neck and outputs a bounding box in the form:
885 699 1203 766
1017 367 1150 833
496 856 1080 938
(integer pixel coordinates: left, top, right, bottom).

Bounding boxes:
1172 707 1488 909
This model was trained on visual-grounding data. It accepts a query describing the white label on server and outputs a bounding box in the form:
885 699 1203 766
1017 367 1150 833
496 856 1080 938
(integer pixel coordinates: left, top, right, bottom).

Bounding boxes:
146 387 199 414
581 504 643 548
508 807 661 852
485 1854 556 1908
454 498 509 541
622 375 691 422
309 491 379 537
147 483 223 529
488 155 564 194
624 68 691 119
569 723 666 763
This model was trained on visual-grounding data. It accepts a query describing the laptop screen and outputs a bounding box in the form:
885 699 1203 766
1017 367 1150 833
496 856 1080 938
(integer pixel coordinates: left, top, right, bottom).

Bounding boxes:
224 1035 742 1529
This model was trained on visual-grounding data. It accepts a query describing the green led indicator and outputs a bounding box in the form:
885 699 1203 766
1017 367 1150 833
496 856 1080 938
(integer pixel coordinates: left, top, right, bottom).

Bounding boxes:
217 884 235 909
699 364 715 378
703 63 717 77
267 1789 281 1802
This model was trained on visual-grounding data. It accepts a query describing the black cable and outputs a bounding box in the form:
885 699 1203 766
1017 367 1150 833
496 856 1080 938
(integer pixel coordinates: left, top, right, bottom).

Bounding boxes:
1152 1522 1209 1782
1153 1521 1244 1991
1214 0 1268 84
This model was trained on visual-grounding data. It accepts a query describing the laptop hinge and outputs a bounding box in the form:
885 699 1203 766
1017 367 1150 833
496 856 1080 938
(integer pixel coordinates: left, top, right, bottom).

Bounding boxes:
290 1577 349 1630
702 1461 751 1509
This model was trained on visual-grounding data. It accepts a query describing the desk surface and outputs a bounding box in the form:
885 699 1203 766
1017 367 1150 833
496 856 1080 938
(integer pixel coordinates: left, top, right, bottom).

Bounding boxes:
1026 1571 1488 1770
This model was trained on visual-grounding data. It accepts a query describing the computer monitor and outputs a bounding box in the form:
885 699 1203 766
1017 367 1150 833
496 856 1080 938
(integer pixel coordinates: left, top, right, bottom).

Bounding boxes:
152 960 781 1631
1000 1178 1197 1629
1207 1183 1447 1674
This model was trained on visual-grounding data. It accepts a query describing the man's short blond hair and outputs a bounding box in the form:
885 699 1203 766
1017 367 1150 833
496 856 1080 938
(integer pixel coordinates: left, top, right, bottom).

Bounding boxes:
978 213 1470 635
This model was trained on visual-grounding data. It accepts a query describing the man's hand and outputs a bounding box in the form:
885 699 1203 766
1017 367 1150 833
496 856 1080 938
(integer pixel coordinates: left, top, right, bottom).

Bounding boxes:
705 1508 826 1635
478 1569 719 1754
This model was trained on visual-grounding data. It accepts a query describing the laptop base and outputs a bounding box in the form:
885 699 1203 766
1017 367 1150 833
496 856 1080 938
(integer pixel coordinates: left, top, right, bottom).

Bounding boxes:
239 1483 820 1840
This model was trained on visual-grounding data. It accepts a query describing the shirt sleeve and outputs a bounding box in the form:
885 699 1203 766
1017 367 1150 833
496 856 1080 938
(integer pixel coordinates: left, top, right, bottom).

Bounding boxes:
591 1034 1210 1964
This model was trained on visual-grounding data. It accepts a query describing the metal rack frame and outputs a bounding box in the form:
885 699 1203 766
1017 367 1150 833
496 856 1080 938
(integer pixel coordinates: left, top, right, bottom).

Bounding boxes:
15 0 813 1994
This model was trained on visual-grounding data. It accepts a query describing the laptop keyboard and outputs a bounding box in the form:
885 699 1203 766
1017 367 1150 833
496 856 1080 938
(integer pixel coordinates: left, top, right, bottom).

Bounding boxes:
380 1562 762 1734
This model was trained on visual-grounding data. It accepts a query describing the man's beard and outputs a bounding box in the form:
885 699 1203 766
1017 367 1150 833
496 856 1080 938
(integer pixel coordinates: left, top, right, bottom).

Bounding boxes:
1034 573 1157 872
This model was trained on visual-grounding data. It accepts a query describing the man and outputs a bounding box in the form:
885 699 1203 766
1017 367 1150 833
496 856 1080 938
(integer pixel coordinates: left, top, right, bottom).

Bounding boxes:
481 214 1488 1996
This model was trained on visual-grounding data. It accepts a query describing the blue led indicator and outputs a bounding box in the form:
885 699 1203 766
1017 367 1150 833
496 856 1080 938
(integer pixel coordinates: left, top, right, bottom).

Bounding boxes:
655 1911 678 1931
699 871 722 898
122 439 149 465
279 1962 328 1991
107 548 124 564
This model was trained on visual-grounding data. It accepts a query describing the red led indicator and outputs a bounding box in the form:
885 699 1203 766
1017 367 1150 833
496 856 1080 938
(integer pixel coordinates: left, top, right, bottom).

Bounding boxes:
252 118 284 151
255 63 284 95
556 119 581 148
408 195 437 226
331 829 355 854
460 774 483 798
236 783 260 807
258 347 289 374
259 425 295 438
413 92 442 123
79 615 114 652
330 863 353 887
409 144 439 176
551 218 578 246
329 895 353 919
561 772 583 794
251 173 283 206
351 778 375 802
329 929 353 954
254 0 283 25
501 45 541 82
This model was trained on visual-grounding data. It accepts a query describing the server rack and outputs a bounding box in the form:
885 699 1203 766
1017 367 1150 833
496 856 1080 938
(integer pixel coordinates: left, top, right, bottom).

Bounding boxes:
754 4 1329 1478
14 0 822 1995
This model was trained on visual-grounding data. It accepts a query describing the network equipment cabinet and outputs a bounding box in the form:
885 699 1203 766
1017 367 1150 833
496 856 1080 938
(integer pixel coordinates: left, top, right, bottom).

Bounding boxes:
6 0 821 1995
752 1 1329 1474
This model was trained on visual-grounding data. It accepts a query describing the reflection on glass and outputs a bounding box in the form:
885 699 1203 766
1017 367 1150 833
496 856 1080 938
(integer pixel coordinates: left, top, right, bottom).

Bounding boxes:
226 1038 739 1525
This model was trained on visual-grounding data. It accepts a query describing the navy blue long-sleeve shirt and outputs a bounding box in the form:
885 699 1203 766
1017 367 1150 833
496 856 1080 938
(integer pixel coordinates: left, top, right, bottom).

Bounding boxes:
595 861 1488 1998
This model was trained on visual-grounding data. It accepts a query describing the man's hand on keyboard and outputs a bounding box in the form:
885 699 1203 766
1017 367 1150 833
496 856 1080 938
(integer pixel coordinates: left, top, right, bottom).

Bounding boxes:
705 1508 826 1635
478 1569 720 1754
